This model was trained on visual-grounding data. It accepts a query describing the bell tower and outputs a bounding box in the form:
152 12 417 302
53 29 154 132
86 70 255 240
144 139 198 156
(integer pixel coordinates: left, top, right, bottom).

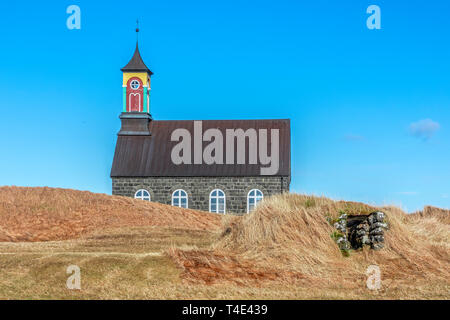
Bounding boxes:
121 24 153 114
118 24 153 136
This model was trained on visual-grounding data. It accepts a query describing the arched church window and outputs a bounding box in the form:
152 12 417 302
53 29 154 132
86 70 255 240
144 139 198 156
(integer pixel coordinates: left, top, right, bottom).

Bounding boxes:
172 189 188 208
247 189 263 213
209 189 226 214
134 189 151 201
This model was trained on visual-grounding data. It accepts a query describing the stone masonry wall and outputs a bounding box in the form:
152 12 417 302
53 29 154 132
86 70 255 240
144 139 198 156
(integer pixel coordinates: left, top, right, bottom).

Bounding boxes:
112 176 290 214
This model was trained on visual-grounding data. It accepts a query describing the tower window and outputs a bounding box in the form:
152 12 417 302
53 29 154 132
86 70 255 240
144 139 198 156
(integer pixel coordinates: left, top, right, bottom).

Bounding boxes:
247 189 263 213
134 189 151 201
130 80 140 90
209 189 226 214
172 189 188 208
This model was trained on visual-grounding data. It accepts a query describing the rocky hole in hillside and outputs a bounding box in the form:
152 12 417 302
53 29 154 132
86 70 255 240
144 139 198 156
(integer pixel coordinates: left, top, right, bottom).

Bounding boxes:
332 211 388 251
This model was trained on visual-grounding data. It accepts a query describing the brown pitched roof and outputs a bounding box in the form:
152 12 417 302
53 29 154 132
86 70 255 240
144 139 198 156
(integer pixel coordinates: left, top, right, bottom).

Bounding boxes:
110 119 290 177
121 42 153 75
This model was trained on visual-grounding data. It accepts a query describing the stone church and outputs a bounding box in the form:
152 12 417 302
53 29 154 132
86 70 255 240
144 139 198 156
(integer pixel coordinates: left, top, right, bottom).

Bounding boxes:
111 38 291 214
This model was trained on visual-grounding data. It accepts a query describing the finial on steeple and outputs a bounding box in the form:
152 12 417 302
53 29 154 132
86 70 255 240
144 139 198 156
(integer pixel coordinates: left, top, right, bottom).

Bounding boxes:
136 19 139 42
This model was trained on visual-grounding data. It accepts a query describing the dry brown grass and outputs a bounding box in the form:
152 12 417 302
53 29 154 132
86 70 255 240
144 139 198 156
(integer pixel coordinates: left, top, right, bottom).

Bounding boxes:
0 186 221 242
0 187 448 299
168 193 450 299
0 226 219 299
411 205 450 224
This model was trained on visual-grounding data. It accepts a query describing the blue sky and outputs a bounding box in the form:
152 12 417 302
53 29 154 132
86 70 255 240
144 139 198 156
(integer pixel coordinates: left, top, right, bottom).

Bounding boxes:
0 0 449 212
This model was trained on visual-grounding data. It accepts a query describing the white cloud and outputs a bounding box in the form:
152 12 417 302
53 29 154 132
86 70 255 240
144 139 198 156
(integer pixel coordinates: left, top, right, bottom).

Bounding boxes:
397 191 418 196
409 119 440 140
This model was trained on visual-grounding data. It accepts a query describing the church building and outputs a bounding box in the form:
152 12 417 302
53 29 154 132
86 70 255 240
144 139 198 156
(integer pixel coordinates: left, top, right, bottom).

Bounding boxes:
111 37 291 214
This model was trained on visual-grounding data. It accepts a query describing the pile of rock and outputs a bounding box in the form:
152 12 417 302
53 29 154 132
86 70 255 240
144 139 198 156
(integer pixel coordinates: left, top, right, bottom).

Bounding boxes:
333 213 351 251
368 211 388 250
334 211 388 251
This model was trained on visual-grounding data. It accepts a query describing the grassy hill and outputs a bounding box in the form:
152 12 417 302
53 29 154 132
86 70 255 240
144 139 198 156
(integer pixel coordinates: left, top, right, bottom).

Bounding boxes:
0 186 448 299
0 186 220 242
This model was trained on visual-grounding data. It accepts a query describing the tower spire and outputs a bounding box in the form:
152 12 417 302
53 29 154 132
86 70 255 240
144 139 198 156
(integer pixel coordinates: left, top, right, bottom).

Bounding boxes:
121 23 153 75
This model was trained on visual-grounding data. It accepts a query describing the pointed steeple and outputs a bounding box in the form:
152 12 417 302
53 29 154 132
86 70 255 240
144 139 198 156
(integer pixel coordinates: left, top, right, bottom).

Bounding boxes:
121 24 153 75
121 42 153 75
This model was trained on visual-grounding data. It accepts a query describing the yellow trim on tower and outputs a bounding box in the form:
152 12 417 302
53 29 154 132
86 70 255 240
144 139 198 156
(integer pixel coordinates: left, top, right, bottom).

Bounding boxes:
123 72 148 86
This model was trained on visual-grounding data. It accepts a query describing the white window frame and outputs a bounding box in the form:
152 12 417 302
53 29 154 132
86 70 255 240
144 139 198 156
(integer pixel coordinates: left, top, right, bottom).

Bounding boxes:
247 189 263 213
209 189 226 214
130 79 140 90
128 92 141 112
134 189 151 201
172 189 188 208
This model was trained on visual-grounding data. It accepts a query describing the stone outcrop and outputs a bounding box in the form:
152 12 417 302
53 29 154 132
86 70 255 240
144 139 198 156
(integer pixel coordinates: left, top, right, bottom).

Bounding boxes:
333 211 388 251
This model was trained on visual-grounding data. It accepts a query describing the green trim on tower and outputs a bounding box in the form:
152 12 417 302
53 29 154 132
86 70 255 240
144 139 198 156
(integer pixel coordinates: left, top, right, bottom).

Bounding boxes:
122 87 126 112
143 87 148 113
148 89 151 114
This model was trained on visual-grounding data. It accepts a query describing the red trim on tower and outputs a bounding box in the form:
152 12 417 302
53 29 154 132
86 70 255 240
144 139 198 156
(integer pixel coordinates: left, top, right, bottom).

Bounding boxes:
126 77 144 112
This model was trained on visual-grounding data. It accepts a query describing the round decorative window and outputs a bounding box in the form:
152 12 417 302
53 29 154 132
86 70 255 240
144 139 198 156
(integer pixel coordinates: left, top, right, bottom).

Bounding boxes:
130 80 140 90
